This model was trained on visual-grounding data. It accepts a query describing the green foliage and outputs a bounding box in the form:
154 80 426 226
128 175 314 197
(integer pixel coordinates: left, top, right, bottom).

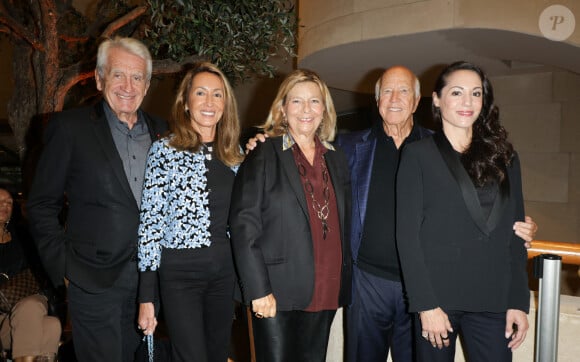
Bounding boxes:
145 0 297 84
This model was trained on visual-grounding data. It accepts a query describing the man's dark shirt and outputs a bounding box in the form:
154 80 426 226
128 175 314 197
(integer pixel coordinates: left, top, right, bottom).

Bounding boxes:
357 120 426 282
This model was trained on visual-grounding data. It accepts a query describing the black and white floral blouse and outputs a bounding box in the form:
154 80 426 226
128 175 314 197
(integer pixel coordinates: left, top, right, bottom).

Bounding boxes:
137 138 239 272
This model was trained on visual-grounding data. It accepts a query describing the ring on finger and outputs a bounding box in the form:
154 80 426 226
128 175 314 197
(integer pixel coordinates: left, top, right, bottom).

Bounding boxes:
255 312 264 318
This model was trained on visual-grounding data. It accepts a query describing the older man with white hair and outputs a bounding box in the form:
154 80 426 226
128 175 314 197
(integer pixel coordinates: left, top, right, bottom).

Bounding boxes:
27 37 167 362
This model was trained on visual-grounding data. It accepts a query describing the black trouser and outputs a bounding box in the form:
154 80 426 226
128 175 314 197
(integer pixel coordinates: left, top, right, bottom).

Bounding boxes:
159 243 235 362
68 261 140 362
414 310 512 362
252 309 336 362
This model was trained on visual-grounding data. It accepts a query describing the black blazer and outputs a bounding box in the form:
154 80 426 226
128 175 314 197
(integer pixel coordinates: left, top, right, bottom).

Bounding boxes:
27 101 167 293
229 137 352 311
396 133 529 314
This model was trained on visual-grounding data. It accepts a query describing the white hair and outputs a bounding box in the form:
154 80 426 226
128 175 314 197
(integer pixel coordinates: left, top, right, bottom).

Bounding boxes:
96 37 152 81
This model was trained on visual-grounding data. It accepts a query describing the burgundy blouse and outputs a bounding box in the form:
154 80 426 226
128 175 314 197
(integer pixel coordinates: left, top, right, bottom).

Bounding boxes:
291 138 342 311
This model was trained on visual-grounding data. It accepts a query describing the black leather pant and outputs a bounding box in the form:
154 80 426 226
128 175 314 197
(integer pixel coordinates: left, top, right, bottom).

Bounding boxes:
252 309 336 362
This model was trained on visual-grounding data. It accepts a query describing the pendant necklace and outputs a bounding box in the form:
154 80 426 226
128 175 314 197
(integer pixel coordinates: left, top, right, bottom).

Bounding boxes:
297 156 330 239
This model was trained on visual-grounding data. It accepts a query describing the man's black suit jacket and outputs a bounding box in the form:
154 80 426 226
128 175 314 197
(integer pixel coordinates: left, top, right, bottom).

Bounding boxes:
229 137 352 311
27 101 167 293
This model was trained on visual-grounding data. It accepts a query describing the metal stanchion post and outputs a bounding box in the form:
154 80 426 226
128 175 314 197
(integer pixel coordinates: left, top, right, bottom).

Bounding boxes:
533 254 562 362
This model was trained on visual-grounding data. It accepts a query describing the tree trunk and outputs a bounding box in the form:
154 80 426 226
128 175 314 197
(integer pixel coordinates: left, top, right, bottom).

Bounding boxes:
8 42 38 160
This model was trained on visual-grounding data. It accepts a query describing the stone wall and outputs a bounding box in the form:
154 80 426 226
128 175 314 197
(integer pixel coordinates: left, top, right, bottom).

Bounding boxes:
493 70 580 244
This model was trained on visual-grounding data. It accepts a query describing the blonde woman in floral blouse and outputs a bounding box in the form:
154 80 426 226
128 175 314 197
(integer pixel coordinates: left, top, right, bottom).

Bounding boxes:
136 62 243 362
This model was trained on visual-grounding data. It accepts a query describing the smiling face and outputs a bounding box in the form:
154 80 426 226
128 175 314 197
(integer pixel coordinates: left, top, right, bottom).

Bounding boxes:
186 71 225 141
377 66 420 129
282 81 325 141
433 69 483 132
0 189 13 225
95 46 150 126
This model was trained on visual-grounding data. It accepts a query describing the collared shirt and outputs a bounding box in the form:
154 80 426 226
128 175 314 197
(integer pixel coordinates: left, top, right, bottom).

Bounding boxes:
282 132 335 152
104 102 151 206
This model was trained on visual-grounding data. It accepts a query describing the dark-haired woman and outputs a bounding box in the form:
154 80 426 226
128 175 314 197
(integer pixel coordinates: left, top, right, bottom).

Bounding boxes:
136 62 243 362
396 61 529 362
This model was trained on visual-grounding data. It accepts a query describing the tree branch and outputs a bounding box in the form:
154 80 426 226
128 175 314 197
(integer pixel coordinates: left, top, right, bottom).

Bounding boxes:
58 59 98 109
38 0 62 111
101 5 148 38
0 2 43 50
152 55 206 75
86 0 121 38
56 69 95 111
59 35 90 43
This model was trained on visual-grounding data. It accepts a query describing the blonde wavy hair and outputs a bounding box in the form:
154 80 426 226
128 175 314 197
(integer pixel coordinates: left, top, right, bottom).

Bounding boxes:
169 62 243 167
261 69 337 142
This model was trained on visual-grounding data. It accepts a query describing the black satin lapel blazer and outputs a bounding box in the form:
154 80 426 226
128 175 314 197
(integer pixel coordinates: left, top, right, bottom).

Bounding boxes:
395 135 529 314
432 132 509 236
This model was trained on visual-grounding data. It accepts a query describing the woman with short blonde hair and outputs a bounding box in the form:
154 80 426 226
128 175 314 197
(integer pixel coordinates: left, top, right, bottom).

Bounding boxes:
261 69 337 142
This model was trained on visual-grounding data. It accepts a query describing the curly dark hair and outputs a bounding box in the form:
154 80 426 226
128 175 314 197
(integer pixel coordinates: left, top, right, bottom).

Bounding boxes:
432 61 514 187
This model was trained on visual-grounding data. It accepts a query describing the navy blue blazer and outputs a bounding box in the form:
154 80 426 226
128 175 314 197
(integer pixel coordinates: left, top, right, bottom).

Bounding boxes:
335 124 432 262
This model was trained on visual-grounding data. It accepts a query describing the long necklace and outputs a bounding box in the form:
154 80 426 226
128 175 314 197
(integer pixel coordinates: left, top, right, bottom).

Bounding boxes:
297 157 330 239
